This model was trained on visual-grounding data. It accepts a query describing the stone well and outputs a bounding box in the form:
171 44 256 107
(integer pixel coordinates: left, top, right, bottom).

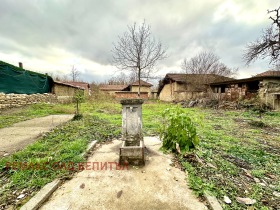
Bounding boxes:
119 99 145 166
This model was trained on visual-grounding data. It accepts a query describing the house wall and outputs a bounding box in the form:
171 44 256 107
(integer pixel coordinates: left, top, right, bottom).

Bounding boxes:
150 92 158 99
99 90 118 96
159 83 174 101
159 81 208 102
224 84 247 100
174 83 187 91
212 83 257 101
115 91 148 99
259 79 280 110
131 86 151 96
210 78 280 110
52 83 84 103
84 87 90 97
174 92 206 101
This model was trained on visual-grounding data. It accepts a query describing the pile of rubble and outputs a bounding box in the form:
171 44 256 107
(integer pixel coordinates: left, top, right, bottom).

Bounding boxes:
179 98 240 110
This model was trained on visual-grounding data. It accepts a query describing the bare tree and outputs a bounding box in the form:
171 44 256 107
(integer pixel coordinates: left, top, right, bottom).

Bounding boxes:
107 72 128 85
104 72 138 85
112 21 167 96
70 65 80 82
181 51 237 91
244 7 280 66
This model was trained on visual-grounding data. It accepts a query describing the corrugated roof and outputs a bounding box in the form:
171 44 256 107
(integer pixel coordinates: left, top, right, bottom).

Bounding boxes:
130 79 153 87
99 84 129 91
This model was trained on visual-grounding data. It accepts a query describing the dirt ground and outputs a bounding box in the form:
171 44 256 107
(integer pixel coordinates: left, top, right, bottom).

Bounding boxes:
40 137 207 210
0 115 74 156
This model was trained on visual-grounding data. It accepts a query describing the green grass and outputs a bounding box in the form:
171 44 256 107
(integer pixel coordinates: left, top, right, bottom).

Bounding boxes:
0 102 121 208
0 99 169 209
0 103 74 128
177 108 280 210
0 100 279 209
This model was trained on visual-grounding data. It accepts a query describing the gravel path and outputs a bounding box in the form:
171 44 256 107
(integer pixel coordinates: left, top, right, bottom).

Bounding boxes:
0 115 74 156
40 137 207 210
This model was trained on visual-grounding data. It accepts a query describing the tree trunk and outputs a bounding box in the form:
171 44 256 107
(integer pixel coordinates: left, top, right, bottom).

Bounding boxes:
138 68 141 98
76 100 79 114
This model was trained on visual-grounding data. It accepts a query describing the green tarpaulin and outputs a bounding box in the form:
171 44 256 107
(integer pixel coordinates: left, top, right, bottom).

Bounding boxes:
0 61 53 94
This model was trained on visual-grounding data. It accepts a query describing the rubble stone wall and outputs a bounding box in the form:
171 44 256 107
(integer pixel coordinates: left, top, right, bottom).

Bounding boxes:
0 93 57 110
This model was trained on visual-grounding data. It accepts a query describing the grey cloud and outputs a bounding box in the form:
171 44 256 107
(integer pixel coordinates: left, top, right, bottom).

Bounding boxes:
0 0 279 80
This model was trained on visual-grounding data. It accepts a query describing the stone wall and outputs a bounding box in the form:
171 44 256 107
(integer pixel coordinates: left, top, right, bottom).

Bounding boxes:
259 79 280 110
115 91 148 99
0 93 57 110
211 82 258 101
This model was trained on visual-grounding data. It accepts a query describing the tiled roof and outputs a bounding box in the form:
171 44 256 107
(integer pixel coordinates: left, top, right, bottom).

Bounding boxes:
210 70 280 86
60 81 90 90
130 79 153 87
165 73 233 83
63 82 89 88
255 70 280 77
99 84 129 91
54 81 85 89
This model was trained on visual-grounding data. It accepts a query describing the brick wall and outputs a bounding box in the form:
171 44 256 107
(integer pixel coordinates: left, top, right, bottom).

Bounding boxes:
0 93 57 110
115 91 148 99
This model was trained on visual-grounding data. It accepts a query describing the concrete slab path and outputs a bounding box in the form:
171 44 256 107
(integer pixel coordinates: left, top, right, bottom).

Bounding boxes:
0 115 74 156
40 137 207 210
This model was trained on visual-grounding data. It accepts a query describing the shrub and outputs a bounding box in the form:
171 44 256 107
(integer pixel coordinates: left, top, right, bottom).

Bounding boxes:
73 89 85 114
159 106 200 154
72 113 83 121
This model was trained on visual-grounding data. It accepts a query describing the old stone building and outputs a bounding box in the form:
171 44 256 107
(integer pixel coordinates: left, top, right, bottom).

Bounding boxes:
60 81 91 97
99 84 129 95
158 73 231 101
52 81 85 103
99 79 153 99
129 80 153 97
210 70 280 110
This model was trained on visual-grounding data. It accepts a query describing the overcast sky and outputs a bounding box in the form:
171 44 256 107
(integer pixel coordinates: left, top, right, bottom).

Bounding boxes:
0 0 279 83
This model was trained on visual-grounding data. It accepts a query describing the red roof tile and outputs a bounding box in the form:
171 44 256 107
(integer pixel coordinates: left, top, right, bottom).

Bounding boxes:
165 73 233 83
99 84 129 91
130 79 153 87
255 70 280 77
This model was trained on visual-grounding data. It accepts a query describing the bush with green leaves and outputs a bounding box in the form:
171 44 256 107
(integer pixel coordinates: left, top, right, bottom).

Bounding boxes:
73 89 85 114
159 106 200 154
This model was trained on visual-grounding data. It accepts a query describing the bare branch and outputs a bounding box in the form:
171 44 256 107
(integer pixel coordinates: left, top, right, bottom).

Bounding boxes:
112 21 167 95
70 65 80 82
244 7 280 65
182 51 237 91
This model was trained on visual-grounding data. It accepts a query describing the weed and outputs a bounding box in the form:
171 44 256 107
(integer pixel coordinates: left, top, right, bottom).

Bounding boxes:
160 106 200 154
248 120 267 128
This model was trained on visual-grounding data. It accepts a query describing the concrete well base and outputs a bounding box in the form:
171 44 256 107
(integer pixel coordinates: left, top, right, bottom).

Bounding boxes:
119 140 145 166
